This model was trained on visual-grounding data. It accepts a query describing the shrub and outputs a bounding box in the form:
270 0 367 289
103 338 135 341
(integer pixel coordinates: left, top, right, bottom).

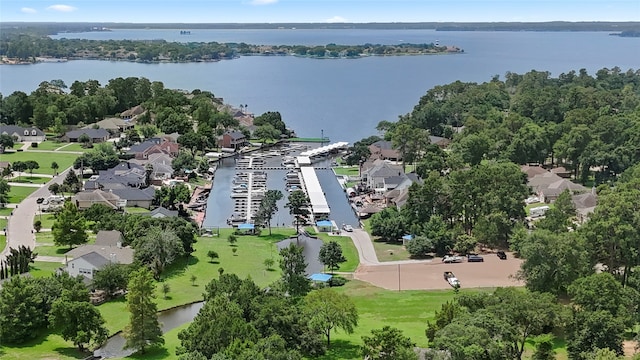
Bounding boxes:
329 276 347 287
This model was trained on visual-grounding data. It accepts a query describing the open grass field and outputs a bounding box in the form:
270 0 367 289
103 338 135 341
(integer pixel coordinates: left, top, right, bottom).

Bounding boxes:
0 151 78 175
9 176 51 185
373 239 411 262
28 141 63 151
7 186 38 204
0 207 14 216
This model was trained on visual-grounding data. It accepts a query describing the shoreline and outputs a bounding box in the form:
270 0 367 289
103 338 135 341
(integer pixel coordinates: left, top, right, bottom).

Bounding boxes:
0 49 462 66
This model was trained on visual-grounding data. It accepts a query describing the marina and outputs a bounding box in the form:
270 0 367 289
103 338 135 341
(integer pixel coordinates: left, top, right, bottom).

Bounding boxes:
202 142 359 231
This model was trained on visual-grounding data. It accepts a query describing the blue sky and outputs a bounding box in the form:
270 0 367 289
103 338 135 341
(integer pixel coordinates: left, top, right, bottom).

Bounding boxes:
2 0 639 23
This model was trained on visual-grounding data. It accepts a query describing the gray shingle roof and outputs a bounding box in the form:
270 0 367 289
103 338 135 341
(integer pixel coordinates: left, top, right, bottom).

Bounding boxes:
110 187 155 201
0 125 45 136
148 207 179 218
74 251 110 268
95 230 123 247
65 128 110 139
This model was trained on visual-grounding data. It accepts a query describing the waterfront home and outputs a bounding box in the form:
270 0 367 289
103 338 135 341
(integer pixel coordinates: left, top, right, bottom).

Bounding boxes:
361 160 405 193
368 140 402 162
219 130 248 150
66 245 134 280
127 139 180 160
63 128 110 143
0 125 46 142
130 153 175 184
110 187 156 209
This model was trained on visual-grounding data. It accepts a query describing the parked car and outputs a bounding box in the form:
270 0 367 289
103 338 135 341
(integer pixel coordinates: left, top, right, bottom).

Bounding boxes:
497 251 507 260
342 224 354 232
444 271 460 287
442 255 463 263
467 254 484 262
36 197 45 204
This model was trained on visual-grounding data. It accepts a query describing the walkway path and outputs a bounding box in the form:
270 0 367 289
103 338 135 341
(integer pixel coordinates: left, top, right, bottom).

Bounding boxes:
0 168 70 262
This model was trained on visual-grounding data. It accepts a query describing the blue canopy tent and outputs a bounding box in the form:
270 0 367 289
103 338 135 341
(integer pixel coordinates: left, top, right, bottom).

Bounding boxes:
316 220 333 232
402 234 414 245
309 273 333 282
237 223 256 234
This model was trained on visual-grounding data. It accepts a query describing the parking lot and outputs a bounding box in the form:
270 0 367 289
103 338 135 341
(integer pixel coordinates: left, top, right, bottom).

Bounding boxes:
354 253 525 291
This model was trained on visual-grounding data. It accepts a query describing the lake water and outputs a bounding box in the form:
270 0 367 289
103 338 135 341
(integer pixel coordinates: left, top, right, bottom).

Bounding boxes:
1 30 638 142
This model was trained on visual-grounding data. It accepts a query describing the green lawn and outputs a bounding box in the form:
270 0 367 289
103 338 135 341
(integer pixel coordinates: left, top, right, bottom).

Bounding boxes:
0 207 14 216
35 213 57 229
0 330 89 360
30 141 64 151
7 186 38 203
125 207 151 214
333 166 360 177
373 239 411 262
0 218 7 231
0 235 5 255
312 232 360 272
58 143 94 152
34 232 97 257
0 151 78 175
9 176 51 185
29 261 65 278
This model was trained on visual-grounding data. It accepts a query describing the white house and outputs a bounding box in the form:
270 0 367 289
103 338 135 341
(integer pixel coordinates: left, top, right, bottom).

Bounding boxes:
66 252 111 280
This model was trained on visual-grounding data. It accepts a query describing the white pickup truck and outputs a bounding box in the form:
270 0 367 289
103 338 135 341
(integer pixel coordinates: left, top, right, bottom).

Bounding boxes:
444 271 460 287
442 255 463 263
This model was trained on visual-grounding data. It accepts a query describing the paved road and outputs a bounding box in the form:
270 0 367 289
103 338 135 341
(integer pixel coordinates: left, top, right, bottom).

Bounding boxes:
0 168 69 262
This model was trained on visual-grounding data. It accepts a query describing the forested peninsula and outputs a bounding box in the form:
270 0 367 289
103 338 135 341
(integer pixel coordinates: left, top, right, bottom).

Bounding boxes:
0 33 460 65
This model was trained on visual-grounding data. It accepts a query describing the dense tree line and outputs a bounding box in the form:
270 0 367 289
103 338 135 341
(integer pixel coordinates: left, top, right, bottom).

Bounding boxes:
0 33 454 63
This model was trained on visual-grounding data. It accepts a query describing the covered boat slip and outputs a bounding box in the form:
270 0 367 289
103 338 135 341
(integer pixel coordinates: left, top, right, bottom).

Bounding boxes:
299 142 349 158
300 166 331 217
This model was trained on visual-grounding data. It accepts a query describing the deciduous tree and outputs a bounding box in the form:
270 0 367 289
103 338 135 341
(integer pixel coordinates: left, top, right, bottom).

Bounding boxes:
49 295 108 351
361 326 417 360
304 288 359 347
52 202 88 249
318 241 346 273
279 243 310 297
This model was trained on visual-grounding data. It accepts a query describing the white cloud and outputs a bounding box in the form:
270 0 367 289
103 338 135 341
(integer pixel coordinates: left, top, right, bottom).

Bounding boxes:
47 4 77 12
21 7 37 14
250 0 278 5
325 16 347 23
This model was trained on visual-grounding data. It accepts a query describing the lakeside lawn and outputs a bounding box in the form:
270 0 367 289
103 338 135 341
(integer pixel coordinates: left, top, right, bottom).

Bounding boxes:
305 228 359 272
333 166 360 177
372 239 411 262
7 186 38 204
0 151 78 175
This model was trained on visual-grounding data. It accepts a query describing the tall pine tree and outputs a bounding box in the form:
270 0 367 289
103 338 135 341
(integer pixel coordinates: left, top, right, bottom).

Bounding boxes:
123 268 164 353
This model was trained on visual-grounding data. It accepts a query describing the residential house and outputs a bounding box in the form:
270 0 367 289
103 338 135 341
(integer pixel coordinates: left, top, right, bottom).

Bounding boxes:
429 136 452 149
83 117 134 136
110 187 155 208
66 240 134 280
127 139 179 160
96 162 148 188
0 161 10 171
120 105 146 120
521 165 548 180
0 125 46 142
147 206 179 218
219 130 247 150
528 172 587 203
361 160 405 193
572 190 598 223
72 189 122 210
385 172 423 208
95 230 124 247
62 128 110 143
368 140 402 162
550 166 572 179
130 153 175 185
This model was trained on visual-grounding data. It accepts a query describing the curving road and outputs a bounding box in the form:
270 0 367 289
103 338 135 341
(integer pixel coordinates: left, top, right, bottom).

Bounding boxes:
0 168 69 262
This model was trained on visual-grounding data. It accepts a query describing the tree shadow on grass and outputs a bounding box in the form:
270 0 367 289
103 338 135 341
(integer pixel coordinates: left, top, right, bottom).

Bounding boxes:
127 346 170 360
162 255 199 281
54 346 89 359
319 340 361 360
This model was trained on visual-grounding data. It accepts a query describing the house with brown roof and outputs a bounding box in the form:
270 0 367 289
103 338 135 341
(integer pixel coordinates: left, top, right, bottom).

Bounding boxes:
219 130 247 150
127 139 180 160
521 165 548 179
84 118 133 135
66 244 134 280
528 172 587 203
368 140 402 162
429 136 452 149
361 160 405 193
120 105 146 120
572 190 598 223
